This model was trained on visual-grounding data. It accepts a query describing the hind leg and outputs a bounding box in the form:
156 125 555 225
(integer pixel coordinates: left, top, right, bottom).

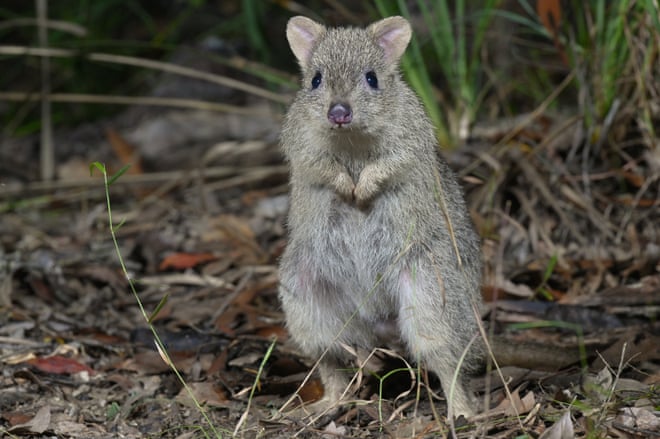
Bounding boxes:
396 267 482 418
279 267 366 414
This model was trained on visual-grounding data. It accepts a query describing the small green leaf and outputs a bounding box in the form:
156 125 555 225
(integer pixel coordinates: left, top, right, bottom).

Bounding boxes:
89 161 106 176
149 293 169 323
537 286 554 301
542 254 558 284
111 217 127 233
106 401 120 420
107 164 131 186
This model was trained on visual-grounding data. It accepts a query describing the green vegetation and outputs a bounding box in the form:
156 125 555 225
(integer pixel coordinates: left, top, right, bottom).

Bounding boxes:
375 0 501 147
2 1 658 151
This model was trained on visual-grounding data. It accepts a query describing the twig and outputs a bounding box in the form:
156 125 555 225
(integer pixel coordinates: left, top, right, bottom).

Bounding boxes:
0 18 87 35
0 91 270 116
137 273 233 289
0 45 289 104
0 165 288 197
511 151 588 245
36 0 53 181
473 302 526 433
460 71 576 178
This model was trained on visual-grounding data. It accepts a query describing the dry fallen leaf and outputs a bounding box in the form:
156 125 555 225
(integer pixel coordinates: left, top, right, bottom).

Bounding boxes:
52 420 102 437
159 252 218 271
254 325 288 341
583 366 613 404
176 381 229 407
615 407 660 432
8 405 51 434
489 388 537 417
539 410 574 439
26 355 95 376
298 378 325 404
106 127 143 174
322 421 347 438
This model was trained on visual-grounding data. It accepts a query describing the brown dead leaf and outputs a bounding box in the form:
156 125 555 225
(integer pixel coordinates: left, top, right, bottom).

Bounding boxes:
105 373 137 391
120 349 209 376
76 264 127 290
573 258 615 271
481 284 508 301
228 352 262 368
254 325 288 342
159 252 218 271
8 405 51 434
489 276 536 299
106 127 143 174
25 274 55 302
643 370 660 386
612 194 660 207
76 329 126 345
118 350 171 374
203 214 266 264
490 387 536 417
615 407 660 432
536 0 568 66
622 170 645 187
298 378 325 404
593 330 660 369
27 355 95 376
52 420 103 437
214 283 263 334
176 381 229 407
3 412 31 426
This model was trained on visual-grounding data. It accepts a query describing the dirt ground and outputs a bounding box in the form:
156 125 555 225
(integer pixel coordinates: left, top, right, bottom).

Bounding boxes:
1 66 660 438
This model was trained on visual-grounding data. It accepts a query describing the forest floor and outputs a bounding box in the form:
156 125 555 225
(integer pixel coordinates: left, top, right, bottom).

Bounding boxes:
1 72 659 438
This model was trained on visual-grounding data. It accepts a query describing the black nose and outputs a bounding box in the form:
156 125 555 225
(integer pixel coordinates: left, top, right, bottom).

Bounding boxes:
327 103 352 126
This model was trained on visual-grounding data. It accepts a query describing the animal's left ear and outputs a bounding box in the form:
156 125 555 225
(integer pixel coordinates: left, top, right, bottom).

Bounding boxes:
367 16 412 64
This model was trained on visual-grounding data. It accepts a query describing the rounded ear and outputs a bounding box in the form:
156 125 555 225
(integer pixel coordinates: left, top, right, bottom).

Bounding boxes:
367 16 412 64
286 16 326 68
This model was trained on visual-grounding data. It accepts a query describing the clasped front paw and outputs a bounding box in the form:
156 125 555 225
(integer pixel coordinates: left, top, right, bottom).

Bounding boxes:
333 172 356 202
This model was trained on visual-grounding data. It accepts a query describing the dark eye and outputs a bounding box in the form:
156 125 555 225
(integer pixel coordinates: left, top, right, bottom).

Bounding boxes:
311 72 322 89
365 71 378 89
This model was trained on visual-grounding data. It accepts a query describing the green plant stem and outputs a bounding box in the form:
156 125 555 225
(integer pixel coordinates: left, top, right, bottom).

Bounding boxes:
233 337 277 436
90 162 222 439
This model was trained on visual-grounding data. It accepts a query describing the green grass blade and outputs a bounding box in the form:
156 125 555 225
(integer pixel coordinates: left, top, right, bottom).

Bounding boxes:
541 254 558 284
89 160 106 176
107 163 131 185
148 293 169 324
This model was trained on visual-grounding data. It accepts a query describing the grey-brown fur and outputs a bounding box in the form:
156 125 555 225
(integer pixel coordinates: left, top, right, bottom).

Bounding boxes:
279 16 484 418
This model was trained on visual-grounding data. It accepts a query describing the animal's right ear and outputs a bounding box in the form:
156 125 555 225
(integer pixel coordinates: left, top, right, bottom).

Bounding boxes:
286 16 325 68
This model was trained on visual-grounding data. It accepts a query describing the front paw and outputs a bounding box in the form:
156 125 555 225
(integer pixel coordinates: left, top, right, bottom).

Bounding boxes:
353 177 379 207
333 172 355 202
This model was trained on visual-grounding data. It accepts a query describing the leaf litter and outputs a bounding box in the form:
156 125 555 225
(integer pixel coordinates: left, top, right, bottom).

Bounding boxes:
1 69 659 439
